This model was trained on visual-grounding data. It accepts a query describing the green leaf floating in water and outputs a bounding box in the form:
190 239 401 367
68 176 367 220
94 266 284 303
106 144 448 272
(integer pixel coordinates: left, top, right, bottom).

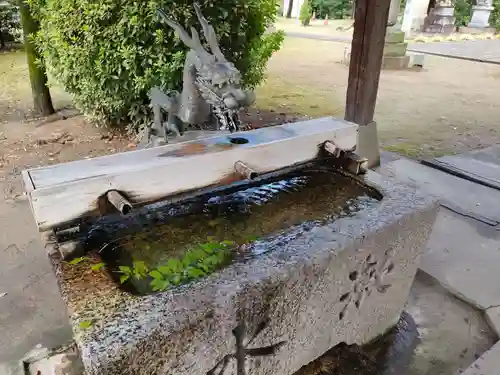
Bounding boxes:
69 256 88 265
132 261 148 279
120 274 130 284
91 262 106 271
79 320 92 329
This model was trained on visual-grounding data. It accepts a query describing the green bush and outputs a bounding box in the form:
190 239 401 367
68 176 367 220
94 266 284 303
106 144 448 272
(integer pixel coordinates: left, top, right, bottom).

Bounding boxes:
454 0 472 27
34 0 284 130
299 0 313 26
490 0 500 29
311 0 352 20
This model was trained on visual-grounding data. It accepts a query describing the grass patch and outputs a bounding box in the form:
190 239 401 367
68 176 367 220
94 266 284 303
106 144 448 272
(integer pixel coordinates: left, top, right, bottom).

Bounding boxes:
256 75 343 117
0 50 31 102
383 143 456 159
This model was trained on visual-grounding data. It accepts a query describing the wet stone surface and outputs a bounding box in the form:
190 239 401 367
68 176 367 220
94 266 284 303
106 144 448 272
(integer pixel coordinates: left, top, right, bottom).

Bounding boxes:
81 165 381 294
294 311 419 375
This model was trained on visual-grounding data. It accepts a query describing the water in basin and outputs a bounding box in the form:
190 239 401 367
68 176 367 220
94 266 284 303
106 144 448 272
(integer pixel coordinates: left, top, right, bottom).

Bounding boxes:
83 164 382 294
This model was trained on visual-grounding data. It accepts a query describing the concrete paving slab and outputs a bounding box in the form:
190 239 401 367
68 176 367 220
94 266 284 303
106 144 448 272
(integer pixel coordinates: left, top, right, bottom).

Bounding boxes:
460 340 500 375
381 158 500 225
286 31 500 65
424 146 500 190
0 191 72 374
486 307 500 338
420 208 500 310
406 272 496 375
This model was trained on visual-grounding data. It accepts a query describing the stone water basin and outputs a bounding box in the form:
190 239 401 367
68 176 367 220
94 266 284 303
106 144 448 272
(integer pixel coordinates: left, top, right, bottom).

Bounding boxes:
49 162 438 375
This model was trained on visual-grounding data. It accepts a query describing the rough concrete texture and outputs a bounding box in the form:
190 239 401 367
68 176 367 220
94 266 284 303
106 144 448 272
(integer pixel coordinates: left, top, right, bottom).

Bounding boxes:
420 208 500 310
406 272 496 375
485 307 500 338
460 341 500 375
0 189 73 374
47 171 437 375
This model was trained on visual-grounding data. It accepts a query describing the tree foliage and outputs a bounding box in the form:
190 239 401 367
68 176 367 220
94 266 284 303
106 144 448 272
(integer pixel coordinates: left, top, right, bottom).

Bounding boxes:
454 0 472 27
311 0 352 19
489 0 500 29
34 0 284 130
300 0 313 25
0 2 20 49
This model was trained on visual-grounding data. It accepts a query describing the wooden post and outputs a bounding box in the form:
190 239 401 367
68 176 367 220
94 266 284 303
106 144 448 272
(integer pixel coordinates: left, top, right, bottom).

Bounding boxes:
345 0 391 167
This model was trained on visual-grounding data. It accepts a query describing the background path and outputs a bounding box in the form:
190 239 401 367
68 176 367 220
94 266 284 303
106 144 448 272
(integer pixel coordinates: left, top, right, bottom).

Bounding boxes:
285 31 500 65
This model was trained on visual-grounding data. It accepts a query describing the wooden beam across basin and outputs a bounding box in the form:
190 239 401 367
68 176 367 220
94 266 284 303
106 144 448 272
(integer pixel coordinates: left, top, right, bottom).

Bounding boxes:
22 117 358 231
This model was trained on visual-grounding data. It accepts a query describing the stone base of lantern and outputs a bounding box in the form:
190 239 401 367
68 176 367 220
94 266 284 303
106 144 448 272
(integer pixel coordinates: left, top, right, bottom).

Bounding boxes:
423 5 455 34
382 29 410 70
468 5 494 29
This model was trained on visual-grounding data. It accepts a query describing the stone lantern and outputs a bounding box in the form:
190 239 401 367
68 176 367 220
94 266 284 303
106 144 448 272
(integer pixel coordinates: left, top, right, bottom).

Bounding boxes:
468 0 494 29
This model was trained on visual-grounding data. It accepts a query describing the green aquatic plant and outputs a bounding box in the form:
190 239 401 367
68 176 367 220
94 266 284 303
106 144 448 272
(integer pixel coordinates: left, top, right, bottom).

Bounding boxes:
91 262 106 271
148 240 234 292
118 260 149 284
68 256 89 265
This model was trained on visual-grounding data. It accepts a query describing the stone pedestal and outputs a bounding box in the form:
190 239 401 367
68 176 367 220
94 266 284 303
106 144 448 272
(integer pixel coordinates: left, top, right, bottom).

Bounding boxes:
382 29 410 70
468 5 494 28
423 5 455 34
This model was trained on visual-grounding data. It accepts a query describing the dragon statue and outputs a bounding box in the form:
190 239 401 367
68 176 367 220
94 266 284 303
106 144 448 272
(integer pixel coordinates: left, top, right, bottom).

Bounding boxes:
142 3 256 147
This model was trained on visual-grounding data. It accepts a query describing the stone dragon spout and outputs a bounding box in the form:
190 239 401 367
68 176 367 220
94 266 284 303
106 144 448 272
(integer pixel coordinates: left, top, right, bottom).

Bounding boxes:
144 3 256 146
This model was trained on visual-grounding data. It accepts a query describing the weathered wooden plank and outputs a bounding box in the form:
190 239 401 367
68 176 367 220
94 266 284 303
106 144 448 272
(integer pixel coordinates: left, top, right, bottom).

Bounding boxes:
24 117 358 231
345 0 391 125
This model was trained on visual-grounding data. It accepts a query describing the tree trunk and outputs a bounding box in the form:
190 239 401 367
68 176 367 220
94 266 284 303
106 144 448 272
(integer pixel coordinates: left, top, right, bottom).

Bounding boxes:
286 0 294 18
0 31 5 50
18 0 55 116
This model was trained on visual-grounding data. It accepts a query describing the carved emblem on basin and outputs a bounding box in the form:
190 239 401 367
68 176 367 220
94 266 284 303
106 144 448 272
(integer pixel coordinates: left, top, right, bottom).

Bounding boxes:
339 249 395 321
208 319 286 375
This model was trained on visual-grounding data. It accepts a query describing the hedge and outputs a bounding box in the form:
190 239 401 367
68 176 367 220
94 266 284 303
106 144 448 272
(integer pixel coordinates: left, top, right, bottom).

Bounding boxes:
35 0 284 130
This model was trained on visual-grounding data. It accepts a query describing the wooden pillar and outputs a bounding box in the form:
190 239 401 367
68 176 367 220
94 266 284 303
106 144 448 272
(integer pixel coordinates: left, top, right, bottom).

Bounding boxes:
345 0 392 167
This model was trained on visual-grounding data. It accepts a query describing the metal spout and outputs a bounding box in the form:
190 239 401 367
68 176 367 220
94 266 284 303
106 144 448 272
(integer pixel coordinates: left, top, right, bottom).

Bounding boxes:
106 190 133 215
234 161 258 180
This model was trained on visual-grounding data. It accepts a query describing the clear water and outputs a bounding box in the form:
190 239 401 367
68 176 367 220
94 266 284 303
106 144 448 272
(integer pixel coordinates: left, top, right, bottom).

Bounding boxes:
90 165 381 294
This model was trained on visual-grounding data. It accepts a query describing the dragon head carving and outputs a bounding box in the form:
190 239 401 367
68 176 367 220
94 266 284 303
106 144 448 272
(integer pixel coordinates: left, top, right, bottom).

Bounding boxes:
158 4 255 131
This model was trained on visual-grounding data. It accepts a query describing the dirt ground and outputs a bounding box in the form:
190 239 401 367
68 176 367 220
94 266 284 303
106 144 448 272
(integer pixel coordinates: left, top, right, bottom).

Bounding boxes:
0 49 299 201
257 37 500 157
1 37 500 199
